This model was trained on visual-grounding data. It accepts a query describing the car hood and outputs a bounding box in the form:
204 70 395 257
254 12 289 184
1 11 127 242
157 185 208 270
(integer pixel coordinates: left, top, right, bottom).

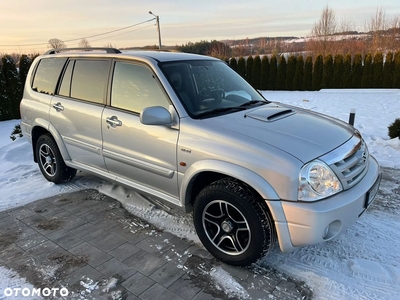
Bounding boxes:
204 103 355 163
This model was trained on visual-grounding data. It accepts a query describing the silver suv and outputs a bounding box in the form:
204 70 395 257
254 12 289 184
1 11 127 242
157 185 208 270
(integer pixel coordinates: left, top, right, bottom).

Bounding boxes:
20 48 381 266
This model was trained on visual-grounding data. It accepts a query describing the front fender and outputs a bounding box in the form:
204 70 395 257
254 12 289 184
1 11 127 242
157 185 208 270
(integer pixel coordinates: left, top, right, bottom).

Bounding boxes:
180 159 280 208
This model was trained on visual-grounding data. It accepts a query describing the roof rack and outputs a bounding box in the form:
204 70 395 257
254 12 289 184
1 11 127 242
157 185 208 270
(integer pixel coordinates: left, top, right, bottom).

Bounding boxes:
120 48 179 52
45 47 122 55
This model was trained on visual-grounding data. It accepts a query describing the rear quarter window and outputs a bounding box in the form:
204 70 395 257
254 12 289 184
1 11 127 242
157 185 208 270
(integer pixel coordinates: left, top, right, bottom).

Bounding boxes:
31 58 67 95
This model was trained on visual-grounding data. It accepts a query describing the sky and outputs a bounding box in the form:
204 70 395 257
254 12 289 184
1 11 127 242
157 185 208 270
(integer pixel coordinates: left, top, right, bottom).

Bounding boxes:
1 0 400 53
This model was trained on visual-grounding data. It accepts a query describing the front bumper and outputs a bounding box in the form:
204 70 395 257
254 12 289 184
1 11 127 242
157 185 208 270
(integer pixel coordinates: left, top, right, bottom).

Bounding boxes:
267 155 381 253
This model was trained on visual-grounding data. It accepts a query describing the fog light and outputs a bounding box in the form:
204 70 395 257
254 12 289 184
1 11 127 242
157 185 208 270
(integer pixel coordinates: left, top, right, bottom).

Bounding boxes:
322 220 342 240
323 226 329 239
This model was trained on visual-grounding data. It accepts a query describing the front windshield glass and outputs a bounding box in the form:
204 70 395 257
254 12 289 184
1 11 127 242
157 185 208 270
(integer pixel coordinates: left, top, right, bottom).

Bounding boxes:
160 60 268 118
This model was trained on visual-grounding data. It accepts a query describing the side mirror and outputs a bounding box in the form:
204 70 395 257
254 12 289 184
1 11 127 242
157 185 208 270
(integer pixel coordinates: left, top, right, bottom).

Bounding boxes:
140 106 172 126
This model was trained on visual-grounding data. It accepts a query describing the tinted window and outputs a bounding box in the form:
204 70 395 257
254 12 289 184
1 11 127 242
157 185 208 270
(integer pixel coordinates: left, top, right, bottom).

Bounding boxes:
70 60 109 103
111 62 169 113
59 60 74 97
32 58 67 95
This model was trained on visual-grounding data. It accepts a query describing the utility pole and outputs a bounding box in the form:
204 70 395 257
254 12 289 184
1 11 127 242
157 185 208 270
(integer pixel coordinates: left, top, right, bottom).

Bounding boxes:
149 11 162 49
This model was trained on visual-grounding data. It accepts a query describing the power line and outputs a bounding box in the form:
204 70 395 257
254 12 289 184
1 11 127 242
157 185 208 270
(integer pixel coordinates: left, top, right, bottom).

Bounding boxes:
88 24 154 43
0 18 156 47
63 18 155 42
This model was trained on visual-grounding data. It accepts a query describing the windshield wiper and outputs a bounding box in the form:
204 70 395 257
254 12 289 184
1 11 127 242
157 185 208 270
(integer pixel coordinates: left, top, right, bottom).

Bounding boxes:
195 106 247 118
239 100 268 108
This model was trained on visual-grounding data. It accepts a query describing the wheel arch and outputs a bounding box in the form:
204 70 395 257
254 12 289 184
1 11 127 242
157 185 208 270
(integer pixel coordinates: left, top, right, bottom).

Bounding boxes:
192 174 277 265
31 119 71 163
180 160 280 211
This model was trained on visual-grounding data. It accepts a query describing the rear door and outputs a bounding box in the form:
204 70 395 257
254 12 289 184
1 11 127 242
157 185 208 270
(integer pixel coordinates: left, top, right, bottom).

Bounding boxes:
101 60 179 201
50 59 110 169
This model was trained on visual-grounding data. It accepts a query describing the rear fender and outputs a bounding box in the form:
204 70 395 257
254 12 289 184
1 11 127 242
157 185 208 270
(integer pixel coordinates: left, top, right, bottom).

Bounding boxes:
32 118 71 162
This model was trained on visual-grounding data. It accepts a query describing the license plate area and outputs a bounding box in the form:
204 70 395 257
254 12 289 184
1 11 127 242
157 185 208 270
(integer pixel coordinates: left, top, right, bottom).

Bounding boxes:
365 173 382 208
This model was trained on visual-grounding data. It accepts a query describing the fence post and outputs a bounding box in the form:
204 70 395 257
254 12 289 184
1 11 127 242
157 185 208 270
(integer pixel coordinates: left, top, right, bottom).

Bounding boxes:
348 109 356 126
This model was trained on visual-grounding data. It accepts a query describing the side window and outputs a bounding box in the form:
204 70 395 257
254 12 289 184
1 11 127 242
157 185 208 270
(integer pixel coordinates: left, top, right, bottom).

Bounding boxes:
111 62 169 113
32 58 67 95
59 60 74 97
70 60 109 104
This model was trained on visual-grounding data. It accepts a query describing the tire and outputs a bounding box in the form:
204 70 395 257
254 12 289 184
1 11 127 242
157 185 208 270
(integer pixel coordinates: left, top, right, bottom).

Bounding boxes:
36 134 77 183
193 178 276 266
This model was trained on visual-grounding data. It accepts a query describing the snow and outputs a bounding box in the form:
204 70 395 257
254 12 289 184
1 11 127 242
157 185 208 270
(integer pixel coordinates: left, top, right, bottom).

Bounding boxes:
100 184 200 243
0 266 40 300
0 89 399 299
0 120 94 212
79 277 98 299
209 266 250 299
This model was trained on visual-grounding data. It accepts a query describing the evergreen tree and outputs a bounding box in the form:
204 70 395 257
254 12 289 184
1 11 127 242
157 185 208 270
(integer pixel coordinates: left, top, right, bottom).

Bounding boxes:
0 65 10 121
268 55 277 90
19 55 32 88
342 53 352 88
352 53 363 88
303 56 313 91
312 54 323 90
332 54 344 88
293 55 304 90
252 55 261 89
372 52 384 88
382 52 394 88
246 56 254 86
2 55 23 119
322 54 333 88
394 50 400 88
361 53 373 88
276 55 287 90
285 55 297 90
260 55 269 90
237 56 246 79
229 57 238 72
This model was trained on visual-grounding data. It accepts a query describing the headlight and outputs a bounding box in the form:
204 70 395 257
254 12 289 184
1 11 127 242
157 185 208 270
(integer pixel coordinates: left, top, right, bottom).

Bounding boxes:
298 160 342 201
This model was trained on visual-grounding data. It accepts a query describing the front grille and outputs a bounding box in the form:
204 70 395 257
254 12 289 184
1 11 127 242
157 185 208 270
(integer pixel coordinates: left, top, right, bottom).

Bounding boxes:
329 139 369 190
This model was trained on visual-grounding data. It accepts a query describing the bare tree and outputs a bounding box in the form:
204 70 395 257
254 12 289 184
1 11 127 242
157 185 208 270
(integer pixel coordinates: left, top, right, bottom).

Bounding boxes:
339 17 355 34
48 38 66 49
312 6 337 37
307 6 338 56
368 7 388 53
387 14 400 51
104 43 116 48
336 17 362 56
78 38 90 48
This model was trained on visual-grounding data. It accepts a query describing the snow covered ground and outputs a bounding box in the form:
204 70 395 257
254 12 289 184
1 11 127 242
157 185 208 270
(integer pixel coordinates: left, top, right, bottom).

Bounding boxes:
0 89 399 299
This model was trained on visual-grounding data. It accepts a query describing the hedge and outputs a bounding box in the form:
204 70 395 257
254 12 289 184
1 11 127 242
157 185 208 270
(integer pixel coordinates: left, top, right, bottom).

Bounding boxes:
231 52 400 91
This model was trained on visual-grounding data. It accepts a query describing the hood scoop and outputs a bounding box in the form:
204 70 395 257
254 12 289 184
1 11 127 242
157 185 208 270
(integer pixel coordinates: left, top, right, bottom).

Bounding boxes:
246 106 296 122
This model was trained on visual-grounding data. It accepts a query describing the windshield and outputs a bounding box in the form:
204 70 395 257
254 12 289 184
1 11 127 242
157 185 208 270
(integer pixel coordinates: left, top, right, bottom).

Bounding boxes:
160 60 268 118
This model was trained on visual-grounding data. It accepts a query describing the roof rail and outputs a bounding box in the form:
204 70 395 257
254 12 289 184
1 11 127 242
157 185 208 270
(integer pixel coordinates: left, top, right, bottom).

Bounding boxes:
45 47 122 55
121 48 181 53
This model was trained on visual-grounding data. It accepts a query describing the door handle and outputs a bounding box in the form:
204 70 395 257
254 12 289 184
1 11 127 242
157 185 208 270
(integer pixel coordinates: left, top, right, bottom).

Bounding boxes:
52 102 64 112
106 116 122 127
